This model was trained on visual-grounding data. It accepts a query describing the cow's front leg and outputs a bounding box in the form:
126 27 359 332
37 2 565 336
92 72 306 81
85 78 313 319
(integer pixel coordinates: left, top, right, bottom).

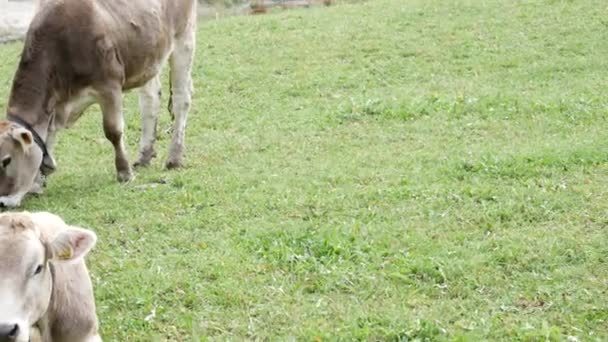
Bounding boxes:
30 127 59 194
99 88 133 183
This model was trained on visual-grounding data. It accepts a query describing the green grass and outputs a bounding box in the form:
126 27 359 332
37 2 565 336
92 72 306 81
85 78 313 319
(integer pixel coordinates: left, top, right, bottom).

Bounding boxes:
1 0 608 340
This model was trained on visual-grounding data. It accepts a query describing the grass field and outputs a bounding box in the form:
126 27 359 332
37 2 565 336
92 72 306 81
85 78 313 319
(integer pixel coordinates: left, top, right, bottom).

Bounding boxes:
1 0 608 340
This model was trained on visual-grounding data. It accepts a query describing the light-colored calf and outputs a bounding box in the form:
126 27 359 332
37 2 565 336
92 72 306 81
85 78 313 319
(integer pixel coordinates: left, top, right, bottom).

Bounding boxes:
0 212 100 342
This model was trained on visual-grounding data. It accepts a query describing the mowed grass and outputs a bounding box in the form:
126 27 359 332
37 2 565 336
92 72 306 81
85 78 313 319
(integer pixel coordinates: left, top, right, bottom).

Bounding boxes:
1 0 608 340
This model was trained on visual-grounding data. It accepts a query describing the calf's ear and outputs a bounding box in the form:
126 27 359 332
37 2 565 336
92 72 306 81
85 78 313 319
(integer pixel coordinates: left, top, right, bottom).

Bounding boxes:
49 227 97 263
11 127 33 152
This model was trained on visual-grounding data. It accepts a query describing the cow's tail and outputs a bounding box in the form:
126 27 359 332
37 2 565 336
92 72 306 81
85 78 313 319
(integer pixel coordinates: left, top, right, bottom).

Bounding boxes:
167 77 174 120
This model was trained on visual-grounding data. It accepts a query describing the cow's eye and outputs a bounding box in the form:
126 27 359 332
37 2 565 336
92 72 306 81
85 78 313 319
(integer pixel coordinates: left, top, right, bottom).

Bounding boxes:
33 264 43 276
1 156 10 168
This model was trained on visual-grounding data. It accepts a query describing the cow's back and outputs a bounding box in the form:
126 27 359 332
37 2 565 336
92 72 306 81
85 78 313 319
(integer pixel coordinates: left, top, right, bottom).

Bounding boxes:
93 0 197 89
22 0 196 94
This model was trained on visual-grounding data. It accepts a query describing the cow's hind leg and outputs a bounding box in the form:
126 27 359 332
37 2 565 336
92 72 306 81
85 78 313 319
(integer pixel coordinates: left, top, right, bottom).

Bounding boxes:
134 76 161 167
86 334 103 342
99 87 133 182
166 21 196 169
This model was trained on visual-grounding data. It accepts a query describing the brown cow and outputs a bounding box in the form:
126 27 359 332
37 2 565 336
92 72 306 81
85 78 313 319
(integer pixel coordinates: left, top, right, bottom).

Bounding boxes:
0 211 100 342
0 0 197 207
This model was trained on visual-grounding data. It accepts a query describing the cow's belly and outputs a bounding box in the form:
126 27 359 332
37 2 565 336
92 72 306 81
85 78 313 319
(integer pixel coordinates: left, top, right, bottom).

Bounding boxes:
123 51 171 90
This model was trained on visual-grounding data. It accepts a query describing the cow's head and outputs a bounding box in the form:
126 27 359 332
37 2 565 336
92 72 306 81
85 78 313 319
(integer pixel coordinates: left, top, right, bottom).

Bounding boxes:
0 121 56 207
0 212 97 342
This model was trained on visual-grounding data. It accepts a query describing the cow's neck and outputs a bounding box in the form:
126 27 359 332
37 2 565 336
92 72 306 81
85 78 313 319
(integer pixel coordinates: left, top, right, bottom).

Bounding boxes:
6 53 55 141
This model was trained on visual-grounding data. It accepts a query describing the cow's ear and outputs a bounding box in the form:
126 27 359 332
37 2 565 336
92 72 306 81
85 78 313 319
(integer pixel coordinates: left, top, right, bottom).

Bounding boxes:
11 127 33 152
49 227 97 263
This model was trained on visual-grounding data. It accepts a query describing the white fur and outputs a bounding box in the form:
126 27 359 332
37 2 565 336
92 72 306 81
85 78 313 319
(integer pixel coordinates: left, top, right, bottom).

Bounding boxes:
137 76 162 162
0 191 27 208
167 9 196 166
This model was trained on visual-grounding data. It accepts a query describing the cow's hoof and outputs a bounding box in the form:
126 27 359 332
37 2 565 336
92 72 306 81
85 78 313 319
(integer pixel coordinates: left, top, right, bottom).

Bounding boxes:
117 170 134 183
165 159 183 170
133 159 151 168
134 149 156 168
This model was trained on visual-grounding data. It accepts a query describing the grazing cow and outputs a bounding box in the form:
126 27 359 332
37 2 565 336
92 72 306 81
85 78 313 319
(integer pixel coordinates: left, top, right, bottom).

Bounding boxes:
0 211 100 342
0 0 197 207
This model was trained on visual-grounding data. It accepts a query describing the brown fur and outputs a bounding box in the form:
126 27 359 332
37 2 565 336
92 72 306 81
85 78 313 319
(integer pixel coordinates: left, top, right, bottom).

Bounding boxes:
0 121 11 133
0 0 197 206
8 0 195 124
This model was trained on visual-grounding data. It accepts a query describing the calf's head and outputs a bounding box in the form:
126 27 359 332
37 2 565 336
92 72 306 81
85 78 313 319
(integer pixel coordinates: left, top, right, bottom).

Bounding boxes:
0 213 97 342
0 121 51 207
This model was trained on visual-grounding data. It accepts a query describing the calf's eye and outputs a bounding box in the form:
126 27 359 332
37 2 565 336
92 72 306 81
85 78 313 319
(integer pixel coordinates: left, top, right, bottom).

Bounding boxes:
33 264 43 275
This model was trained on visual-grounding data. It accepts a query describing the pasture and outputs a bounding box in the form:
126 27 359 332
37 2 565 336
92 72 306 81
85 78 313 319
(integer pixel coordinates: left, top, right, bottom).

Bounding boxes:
1 0 607 339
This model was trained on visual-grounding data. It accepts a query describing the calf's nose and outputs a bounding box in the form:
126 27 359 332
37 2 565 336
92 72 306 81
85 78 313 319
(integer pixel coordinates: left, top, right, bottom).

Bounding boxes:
0 323 19 341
